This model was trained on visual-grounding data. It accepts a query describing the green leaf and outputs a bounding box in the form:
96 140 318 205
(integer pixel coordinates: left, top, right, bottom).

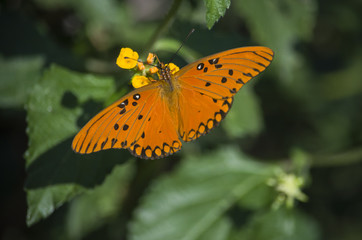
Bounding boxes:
223 86 263 138
0 55 44 108
204 0 231 29
237 208 320 240
25 64 132 226
129 147 277 240
26 184 86 226
65 163 134 239
198 217 232 240
237 181 275 210
25 64 115 165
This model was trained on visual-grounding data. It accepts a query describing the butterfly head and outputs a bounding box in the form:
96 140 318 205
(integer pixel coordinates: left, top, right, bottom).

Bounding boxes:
116 47 180 90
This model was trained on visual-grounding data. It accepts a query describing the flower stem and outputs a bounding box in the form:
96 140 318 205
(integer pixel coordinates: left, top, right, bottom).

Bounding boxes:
143 0 183 53
310 147 362 167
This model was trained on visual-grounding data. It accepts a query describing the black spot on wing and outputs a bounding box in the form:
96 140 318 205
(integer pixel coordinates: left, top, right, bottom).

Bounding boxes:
243 72 253 77
229 88 237 94
111 138 117 147
92 143 97 152
208 58 219 65
183 97 234 142
133 93 141 100
127 142 179 160
118 99 128 108
236 78 244 84
197 63 204 70
101 138 108 150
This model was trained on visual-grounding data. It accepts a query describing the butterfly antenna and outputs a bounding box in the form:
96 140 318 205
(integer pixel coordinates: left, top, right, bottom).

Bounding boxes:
167 28 195 65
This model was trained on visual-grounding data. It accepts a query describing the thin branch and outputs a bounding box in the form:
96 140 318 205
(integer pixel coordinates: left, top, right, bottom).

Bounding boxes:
310 147 362 168
143 0 183 53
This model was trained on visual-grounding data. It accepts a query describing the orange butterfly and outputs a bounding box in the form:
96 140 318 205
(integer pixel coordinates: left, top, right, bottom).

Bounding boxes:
72 46 274 159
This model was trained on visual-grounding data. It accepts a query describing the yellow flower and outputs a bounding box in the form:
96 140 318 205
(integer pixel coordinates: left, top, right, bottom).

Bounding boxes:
116 48 139 69
132 75 153 88
147 53 155 64
149 66 159 74
166 63 179 74
137 62 145 70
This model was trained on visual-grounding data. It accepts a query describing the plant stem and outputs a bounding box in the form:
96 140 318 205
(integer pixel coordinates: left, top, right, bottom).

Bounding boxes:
143 0 183 53
310 147 362 167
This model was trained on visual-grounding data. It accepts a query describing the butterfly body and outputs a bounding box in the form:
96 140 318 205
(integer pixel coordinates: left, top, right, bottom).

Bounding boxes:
158 65 176 92
72 46 274 159
157 66 182 112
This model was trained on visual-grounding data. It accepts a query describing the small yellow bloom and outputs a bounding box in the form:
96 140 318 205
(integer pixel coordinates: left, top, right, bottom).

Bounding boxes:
137 62 145 70
149 66 159 74
147 53 155 64
116 48 139 69
132 75 153 88
166 63 180 74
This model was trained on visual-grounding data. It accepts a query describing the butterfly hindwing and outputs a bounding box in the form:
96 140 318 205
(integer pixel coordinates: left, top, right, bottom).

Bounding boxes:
175 46 274 100
177 84 233 142
127 91 182 159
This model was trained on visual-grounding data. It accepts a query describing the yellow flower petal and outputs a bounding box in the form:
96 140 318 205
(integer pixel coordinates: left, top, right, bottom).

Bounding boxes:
137 62 145 70
147 53 155 64
132 75 153 88
149 66 159 74
166 63 180 74
116 48 139 69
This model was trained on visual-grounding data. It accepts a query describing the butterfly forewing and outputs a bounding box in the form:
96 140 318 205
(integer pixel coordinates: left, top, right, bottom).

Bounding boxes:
175 46 274 100
72 85 157 154
72 83 181 159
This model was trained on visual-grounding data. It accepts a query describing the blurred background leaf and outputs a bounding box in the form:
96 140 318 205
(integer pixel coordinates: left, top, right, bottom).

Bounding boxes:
65 163 134 239
129 147 277 240
234 207 320 240
223 86 264 138
0 56 44 108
